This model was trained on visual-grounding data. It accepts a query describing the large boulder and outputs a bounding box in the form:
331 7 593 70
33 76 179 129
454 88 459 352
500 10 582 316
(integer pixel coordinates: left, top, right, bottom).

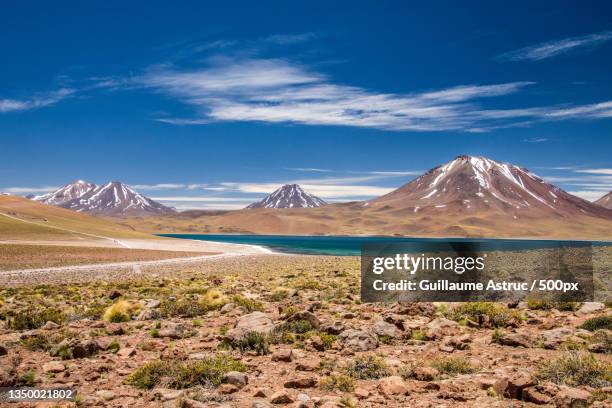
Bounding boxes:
372 319 402 338
542 328 573 349
226 312 275 342
337 329 378 351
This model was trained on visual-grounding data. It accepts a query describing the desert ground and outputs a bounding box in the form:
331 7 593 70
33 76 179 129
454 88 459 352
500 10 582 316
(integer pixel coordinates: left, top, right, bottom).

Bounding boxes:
0 254 610 408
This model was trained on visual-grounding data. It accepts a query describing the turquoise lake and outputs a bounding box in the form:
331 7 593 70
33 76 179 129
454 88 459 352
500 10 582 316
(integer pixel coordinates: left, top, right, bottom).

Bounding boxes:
158 234 608 256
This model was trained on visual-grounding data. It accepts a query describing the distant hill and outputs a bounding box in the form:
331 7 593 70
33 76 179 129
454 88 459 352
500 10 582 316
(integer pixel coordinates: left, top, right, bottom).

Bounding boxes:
0 194 153 241
595 191 612 209
246 184 327 209
32 180 175 216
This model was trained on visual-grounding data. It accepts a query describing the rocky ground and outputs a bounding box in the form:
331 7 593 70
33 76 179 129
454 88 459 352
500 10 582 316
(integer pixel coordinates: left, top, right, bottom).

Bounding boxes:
0 255 610 408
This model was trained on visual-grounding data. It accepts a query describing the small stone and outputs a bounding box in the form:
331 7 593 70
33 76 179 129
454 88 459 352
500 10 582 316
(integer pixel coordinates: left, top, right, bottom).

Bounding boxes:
413 366 439 381
95 390 115 401
218 383 239 394
137 309 161 321
158 323 186 339
542 327 573 349
106 323 124 336
553 386 591 408
372 319 402 338
321 321 344 335
41 321 60 330
43 361 65 374
223 371 248 388
354 387 370 399
577 302 605 315
296 358 320 371
337 329 378 351
284 377 317 389
377 376 409 396
144 299 161 308
308 336 325 351
523 386 552 405
107 290 122 299
270 390 294 404
221 303 236 313
253 389 268 397
287 311 320 329
117 347 136 358
0 344 7 356
182 399 208 408
251 399 273 408
272 347 292 362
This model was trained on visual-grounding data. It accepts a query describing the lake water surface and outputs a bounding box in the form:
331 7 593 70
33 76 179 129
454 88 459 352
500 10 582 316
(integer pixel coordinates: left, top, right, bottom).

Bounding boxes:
158 234 608 256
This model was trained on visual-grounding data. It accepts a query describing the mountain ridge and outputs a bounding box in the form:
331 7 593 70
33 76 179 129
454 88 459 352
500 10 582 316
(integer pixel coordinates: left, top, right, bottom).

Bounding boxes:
32 180 175 216
246 184 327 209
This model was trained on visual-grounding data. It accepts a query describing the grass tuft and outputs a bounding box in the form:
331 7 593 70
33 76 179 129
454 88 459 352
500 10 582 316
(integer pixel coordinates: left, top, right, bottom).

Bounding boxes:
537 351 611 387
432 356 478 376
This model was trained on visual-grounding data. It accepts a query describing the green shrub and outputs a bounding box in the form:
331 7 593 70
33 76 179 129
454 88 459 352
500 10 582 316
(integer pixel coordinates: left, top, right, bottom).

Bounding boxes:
432 357 477 376
410 329 426 341
527 300 579 311
446 302 521 328
232 295 263 312
125 354 246 389
160 299 206 318
319 374 354 392
224 331 270 355
344 355 389 380
7 308 65 330
537 351 611 387
579 315 612 332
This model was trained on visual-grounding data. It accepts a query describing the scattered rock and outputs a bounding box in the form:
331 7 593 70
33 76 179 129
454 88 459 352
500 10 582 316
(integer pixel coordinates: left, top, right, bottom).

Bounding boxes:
251 399 273 408
117 346 136 358
0 344 7 356
284 377 317 389
523 385 552 405
497 331 535 348
577 302 605 315
158 323 186 339
218 383 239 394
542 327 573 349
395 302 435 316
337 329 378 351
377 376 409 396
41 321 60 330
553 386 591 408
372 319 402 338
221 303 235 313
43 361 65 374
223 371 248 388
107 290 122 299
137 308 161 321
495 372 536 399
296 358 320 371
287 311 320 329
426 317 460 339
95 390 115 401
354 387 370 399
270 390 294 404
106 323 125 335
226 312 275 342
0 366 16 387
308 335 325 351
271 347 292 362
413 366 439 381
320 321 344 335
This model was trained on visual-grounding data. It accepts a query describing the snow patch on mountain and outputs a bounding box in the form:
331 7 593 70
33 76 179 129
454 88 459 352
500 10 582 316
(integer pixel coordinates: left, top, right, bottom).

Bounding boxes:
247 184 327 209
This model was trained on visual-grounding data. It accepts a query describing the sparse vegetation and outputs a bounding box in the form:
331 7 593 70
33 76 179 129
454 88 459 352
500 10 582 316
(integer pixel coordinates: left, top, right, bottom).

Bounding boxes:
446 302 522 327
319 373 354 392
224 331 270 355
102 299 139 322
579 315 612 332
344 355 390 380
432 357 478 376
125 354 246 389
6 307 64 330
232 294 263 312
537 351 611 387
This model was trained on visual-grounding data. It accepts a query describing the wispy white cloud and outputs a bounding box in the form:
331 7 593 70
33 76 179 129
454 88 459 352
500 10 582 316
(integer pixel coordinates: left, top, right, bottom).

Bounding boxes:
0 88 74 113
131 183 187 190
150 196 251 202
568 190 610 202
524 137 548 143
286 167 332 173
138 57 612 132
574 168 612 175
265 32 318 45
498 30 612 61
2 186 59 194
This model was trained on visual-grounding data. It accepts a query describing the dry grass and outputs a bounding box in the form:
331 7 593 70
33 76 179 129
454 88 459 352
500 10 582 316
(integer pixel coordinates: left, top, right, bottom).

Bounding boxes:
0 243 208 270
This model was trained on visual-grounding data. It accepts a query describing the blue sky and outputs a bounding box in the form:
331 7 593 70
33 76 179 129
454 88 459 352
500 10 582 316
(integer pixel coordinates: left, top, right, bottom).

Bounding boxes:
1 1 611 209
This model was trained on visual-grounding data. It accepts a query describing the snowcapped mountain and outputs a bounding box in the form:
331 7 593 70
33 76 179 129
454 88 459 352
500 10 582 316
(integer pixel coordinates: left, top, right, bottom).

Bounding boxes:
32 180 97 206
367 155 611 219
32 180 175 216
247 184 327 209
595 191 612 209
